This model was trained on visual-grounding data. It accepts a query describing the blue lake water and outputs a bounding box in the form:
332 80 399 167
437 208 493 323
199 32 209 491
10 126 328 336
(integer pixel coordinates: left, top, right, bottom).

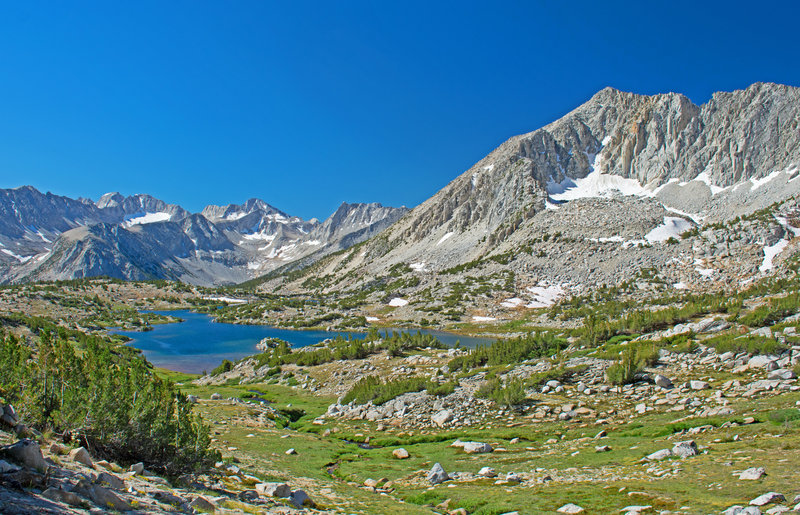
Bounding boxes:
116 310 494 374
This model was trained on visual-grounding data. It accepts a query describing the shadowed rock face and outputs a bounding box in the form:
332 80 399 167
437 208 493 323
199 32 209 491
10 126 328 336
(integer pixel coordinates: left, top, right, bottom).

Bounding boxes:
271 82 800 295
0 188 407 286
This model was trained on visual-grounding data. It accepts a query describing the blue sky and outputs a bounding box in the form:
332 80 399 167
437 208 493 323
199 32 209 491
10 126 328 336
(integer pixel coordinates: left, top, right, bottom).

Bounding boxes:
1 1 798 220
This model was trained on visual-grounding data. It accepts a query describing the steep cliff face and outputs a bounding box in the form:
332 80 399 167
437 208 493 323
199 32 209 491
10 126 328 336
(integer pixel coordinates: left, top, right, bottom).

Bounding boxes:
271 82 800 297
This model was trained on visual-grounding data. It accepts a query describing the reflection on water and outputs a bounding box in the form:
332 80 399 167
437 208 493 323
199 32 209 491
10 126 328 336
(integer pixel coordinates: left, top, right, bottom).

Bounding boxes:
116 310 493 374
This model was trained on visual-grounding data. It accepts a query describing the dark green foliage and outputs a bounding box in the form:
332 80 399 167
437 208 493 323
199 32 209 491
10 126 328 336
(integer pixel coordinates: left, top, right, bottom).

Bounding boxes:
767 409 800 425
737 292 800 327
211 359 234 375
703 333 786 355
0 330 218 475
604 342 659 385
341 375 457 405
448 332 567 372
476 377 526 407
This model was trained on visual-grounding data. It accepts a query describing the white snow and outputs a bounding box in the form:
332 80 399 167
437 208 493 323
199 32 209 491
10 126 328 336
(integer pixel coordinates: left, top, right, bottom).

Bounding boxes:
673 282 688 290
750 170 782 191
482 164 494 172
203 296 248 304
693 172 727 195
1 249 31 263
601 135 612 146
242 232 277 242
472 316 497 322
224 212 248 221
471 172 479 188
123 212 172 226
436 232 454 246
760 239 789 272
589 236 624 243
388 298 409 307
548 163 649 201
303 240 322 246
526 284 564 308
409 262 426 272
644 217 693 243
500 297 524 308
36 230 51 243
365 316 380 322
695 267 715 277
544 200 560 210
246 262 261 270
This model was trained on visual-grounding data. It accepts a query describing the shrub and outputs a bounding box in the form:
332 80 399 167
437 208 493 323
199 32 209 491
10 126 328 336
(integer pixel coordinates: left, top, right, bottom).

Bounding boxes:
767 408 800 425
476 377 527 407
211 359 234 376
449 332 567 372
0 331 218 475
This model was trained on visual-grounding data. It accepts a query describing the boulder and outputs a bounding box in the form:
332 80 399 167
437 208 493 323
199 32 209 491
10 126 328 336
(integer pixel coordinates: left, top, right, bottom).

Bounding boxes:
557 503 585 514
595 445 612 452
256 482 291 497
652 374 673 389
186 395 199 403
285 448 297 455
69 446 93 468
392 448 409 459
152 490 186 506
478 466 497 478
427 462 450 485
96 471 124 490
768 368 797 380
1 439 48 472
87 485 131 511
42 487 83 507
290 489 311 508
723 506 762 515
750 492 785 506
689 380 710 390
672 440 698 458
129 462 145 475
189 496 216 511
0 404 18 428
210 393 222 400
646 449 673 460
432 409 453 427
463 442 493 454
739 467 767 480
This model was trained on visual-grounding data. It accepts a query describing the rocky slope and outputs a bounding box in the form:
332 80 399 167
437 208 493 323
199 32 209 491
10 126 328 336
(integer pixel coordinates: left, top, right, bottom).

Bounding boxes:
0 187 407 286
265 83 800 315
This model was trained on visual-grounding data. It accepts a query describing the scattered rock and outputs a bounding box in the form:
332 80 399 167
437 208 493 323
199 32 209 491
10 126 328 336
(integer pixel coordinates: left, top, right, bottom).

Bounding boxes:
392 448 409 459
285 448 297 455
96 471 124 490
69 446 94 468
256 482 291 497
1 439 48 472
86 484 131 511
432 409 454 427
653 374 673 389
689 380 710 390
478 466 497 478
427 462 450 485
595 445 612 452
558 503 585 514
290 489 311 508
723 506 762 515
210 393 222 400
42 487 84 507
129 462 144 475
646 449 673 460
463 442 493 454
750 492 785 506
189 495 216 512
0 459 21 473
739 467 767 480
671 440 698 458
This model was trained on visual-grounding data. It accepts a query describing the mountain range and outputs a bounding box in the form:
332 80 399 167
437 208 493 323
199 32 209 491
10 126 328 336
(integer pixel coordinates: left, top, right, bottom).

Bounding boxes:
0 187 407 286
258 82 800 318
2 82 799 303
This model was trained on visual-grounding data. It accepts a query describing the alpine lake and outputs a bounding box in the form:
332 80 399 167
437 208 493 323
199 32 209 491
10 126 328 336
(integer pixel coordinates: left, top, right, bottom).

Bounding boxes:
116 310 494 374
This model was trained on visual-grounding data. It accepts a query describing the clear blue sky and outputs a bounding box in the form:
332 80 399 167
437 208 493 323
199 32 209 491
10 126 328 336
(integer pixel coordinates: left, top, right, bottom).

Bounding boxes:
1 1 798 220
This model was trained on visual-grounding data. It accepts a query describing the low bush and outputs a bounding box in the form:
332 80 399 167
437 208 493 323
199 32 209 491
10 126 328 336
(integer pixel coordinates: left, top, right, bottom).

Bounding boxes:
475 377 527 407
